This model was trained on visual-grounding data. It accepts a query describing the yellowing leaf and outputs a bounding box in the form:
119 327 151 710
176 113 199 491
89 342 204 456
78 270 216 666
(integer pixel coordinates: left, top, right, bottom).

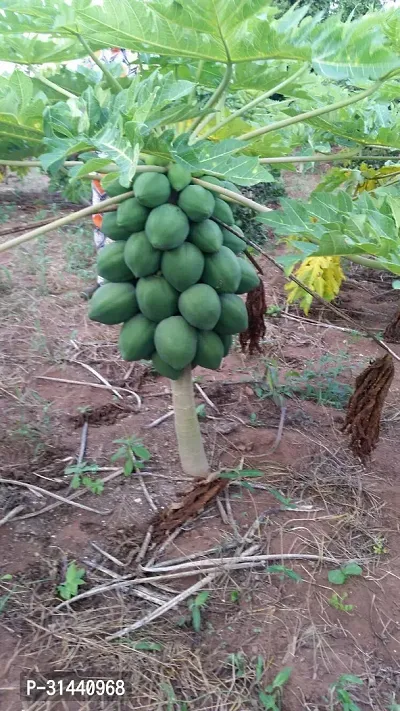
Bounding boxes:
355 165 400 195
285 256 344 314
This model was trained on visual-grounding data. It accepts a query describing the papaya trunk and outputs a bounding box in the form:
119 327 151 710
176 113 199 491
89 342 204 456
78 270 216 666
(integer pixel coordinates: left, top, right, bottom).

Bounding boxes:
170 366 209 478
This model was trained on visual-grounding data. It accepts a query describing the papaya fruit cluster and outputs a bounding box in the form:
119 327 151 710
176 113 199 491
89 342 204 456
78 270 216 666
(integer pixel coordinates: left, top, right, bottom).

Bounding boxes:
88 164 260 379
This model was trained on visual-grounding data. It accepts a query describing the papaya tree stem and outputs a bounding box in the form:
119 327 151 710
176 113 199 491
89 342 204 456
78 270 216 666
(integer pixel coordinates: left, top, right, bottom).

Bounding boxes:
170 367 209 478
0 191 134 254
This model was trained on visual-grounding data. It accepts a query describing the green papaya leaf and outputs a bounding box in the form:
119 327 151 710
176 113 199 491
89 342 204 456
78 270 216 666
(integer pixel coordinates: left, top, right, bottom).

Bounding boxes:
328 569 347 585
341 563 363 577
194 591 210 606
92 125 141 187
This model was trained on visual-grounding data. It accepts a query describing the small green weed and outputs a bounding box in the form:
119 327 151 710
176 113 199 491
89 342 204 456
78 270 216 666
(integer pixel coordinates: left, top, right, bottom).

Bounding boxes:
227 651 246 678
10 391 53 455
19 237 51 294
0 574 12 582
328 592 354 613
219 468 263 492
111 437 151 475
57 562 86 600
372 535 389 555
327 674 363 711
196 403 207 418
265 564 302 583
328 562 363 585
64 462 103 494
255 354 355 410
0 203 18 224
0 266 12 293
0 574 15 615
266 304 283 317
128 640 163 652
63 225 96 281
188 591 210 632
30 318 54 360
230 588 240 603
258 666 292 710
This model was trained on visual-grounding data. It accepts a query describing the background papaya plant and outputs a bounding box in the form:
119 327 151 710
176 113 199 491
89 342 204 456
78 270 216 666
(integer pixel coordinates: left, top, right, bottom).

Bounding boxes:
0 0 400 477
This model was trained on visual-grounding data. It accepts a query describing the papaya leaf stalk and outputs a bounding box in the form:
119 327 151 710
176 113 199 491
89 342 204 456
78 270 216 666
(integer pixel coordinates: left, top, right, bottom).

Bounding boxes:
75 34 123 92
259 154 400 164
29 67 79 99
200 64 308 142
189 61 233 137
238 76 395 143
0 191 134 254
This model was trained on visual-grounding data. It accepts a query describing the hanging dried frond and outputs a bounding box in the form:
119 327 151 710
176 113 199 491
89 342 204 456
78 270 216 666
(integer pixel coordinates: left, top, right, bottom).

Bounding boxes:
239 279 266 355
342 354 394 461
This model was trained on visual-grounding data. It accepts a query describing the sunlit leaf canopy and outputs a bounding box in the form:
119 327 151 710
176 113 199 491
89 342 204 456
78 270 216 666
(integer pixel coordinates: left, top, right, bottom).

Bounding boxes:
258 189 400 275
0 0 399 82
0 0 399 180
0 0 400 286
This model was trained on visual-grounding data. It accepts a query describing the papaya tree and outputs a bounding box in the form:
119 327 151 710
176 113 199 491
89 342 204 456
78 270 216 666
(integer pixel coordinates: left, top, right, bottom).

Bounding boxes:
1 0 400 477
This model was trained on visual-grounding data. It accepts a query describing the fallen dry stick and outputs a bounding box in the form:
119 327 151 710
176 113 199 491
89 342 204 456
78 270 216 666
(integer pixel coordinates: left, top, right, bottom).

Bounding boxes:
107 543 260 639
145 411 174 428
194 382 219 412
12 469 124 521
0 504 25 527
106 571 218 639
54 549 337 612
75 361 124 400
35 376 130 394
0 478 111 515
141 552 340 574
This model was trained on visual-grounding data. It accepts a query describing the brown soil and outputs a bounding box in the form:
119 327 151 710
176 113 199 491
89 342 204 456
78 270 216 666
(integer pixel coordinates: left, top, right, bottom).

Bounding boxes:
0 173 400 710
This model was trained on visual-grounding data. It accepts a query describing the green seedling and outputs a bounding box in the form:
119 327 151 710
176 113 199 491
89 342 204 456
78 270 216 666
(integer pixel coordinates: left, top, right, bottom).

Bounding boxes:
111 437 151 476
328 674 363 711
65 462 103 494
266 304 283 317
230 589 240 603
126 640 163 651
196 403 206 418
227 652 246 678
372 535 388 555
0 574 15 614
328 562 363 585
328 592 354 613
265 565 302 583
259 667 292 710
219 468 263 492
57 562 86 600
188 590 209 632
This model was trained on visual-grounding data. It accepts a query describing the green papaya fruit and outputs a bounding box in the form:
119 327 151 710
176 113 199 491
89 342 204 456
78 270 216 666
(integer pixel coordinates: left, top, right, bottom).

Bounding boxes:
134 172 171 207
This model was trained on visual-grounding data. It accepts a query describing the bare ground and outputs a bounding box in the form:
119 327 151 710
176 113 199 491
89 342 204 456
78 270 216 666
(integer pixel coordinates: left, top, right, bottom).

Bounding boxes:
0 171 399 710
